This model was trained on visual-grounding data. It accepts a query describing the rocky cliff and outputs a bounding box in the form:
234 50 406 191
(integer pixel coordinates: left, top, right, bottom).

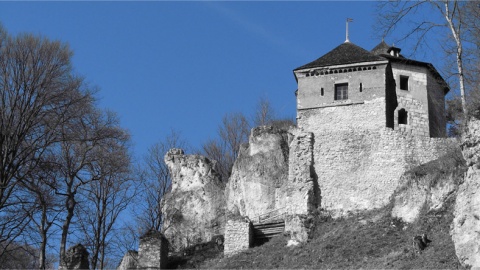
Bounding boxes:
391 150 465 223
452 118 480 269
226 126 290 219
162 149 225 252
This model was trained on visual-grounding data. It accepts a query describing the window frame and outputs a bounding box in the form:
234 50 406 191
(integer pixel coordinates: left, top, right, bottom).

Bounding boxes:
334 83 348 100
398 108 408 125
400 75 409 91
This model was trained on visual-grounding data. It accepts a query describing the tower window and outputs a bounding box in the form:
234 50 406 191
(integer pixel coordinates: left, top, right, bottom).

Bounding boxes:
335 83 348 100
321 88 324 96
400 75 409 90
398 109 408 125
359 83 363 92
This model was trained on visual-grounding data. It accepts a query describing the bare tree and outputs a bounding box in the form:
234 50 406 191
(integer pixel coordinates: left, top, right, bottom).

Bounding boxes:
72 111 133 269
21 153 63 269
202 112 250 182
376 0 479 127
252 96 296 130
55 107 129 268
0 25 91 256
253 96 276 127
137 130 187 234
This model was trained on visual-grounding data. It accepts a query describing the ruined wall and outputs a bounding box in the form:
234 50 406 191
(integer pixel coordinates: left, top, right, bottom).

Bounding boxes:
284 130 318 243
117 251 138 270
223 219 252 256
452 118 480 269
226 126 289 219
285 129 318 216
162 149 225 252
137 231 168 270
59 244 90 270
309 127 455 217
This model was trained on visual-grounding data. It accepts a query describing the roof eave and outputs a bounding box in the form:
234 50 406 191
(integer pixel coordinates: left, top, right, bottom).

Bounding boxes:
293 60 389 73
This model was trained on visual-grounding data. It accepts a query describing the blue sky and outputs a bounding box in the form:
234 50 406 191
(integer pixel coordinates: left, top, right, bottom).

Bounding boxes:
0 1 445 160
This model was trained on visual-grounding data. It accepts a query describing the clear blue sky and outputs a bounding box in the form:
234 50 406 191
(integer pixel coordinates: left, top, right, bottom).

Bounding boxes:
0 1 445 160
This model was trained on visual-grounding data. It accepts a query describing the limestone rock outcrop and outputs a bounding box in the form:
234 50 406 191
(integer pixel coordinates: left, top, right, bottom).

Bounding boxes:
226 126 290 219
390 147 464 223
162 149 225 251
226 126 318 243
452 118 480 269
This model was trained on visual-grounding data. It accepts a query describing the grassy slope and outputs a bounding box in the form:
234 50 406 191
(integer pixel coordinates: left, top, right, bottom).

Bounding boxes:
170 153 466 269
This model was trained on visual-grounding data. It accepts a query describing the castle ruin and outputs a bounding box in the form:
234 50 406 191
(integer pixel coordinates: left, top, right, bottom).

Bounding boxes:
119 39 458 266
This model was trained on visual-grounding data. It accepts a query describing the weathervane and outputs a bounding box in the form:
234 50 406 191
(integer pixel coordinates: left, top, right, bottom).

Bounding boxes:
346 18 353 43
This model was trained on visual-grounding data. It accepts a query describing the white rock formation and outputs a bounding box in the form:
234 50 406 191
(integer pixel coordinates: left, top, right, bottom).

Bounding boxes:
162 149 225 251
226 126 290 219
452 118 480 269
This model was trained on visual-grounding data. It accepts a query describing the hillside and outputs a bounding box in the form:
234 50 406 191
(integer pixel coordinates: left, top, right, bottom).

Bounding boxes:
168 151 467 269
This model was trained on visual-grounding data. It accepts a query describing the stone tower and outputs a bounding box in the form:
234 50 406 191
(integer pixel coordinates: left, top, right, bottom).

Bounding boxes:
294 40 449 137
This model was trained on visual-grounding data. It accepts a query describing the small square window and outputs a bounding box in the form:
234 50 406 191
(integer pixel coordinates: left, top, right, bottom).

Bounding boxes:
335 83 348 100
400 75 409 90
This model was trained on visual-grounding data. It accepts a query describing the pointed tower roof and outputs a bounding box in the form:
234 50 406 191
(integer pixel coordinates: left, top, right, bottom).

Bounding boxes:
294 42 386 71
371 40 391 55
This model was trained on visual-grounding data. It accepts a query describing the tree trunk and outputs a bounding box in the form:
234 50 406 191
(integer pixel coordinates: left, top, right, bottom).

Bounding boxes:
60 180 76 268
39 204 48 270
444 1 469 122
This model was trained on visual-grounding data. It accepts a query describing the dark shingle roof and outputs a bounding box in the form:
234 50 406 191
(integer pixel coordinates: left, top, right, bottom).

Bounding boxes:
371 40 391 55
294 42 386 71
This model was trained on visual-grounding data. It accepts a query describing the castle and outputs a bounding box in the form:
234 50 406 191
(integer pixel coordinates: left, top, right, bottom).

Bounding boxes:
287 40 453 218
295 40 449 137
118 39 457 269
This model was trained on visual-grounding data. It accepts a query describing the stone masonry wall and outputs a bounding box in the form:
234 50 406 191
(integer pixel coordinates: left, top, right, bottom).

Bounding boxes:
298 97 387 134
224 219 252 256
285 129 318 215
284 129 318 243
395 96 430 137
137 231 168 270
310 127 455 217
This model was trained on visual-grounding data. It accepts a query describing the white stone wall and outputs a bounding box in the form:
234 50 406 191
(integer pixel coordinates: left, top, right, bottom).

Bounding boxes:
394 96 430 136
137 232 168 269
224 220 252 256
310 127 455 217
286 129 317 216
298 97 387 134
296 63 387 110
